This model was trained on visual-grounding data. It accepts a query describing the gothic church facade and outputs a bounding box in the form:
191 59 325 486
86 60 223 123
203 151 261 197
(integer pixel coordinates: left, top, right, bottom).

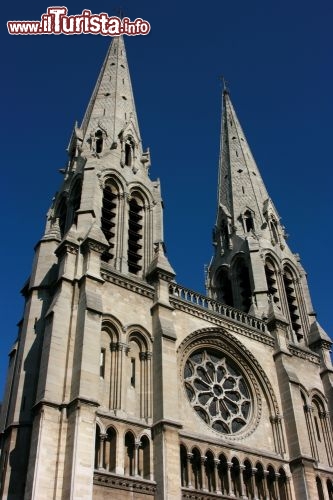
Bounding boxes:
0 36 333 500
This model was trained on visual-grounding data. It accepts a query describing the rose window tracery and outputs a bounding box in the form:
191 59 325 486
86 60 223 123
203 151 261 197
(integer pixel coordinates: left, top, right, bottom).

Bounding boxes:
184 349 252 434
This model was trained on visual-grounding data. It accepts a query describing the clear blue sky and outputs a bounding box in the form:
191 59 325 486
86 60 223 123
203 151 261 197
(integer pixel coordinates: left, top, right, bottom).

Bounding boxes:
1 0 332 396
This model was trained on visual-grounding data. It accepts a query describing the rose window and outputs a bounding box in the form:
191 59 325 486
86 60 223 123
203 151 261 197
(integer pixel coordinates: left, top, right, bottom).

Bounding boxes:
184 349 252 434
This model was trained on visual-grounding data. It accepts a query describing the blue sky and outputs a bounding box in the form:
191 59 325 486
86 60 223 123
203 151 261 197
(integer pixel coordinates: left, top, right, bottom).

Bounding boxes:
1 0 332 396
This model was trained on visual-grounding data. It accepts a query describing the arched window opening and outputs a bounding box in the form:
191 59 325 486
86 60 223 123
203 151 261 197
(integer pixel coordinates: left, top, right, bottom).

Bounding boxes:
231 458 242 497
95 130 103 154
126 333 150 419
124 432 135 476
205 452 215 492
283 267 302 341
265 259 280 306
220 219 229 250
278 468 288 500
218 454 229 495
128 196 143 274
105 427 117 473
267 465 277 500
58 197 68 237
270 218 279 244
215 268 233 307
138 436 150 479
191 448 202 490
125 141 134 167
71 181 82 227
234 258 252 312
312 398 333 465
316 477 325 500
101 182 118 262
255 463 265 500
180 445 188 487
244 210 254 232
243 460 254 499
327 479 333 500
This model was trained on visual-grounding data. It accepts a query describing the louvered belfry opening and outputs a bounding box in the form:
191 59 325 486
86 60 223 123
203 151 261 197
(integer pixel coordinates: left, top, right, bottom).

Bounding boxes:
265 259 280 305
101 183 118 262
235 259 252 312
128 196 143 274
216 267 233 307
71 181 82 226
283 267 303 340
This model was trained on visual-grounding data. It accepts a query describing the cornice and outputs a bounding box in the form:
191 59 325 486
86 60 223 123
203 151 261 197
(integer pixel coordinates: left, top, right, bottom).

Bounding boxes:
288 344 320 365
93 472 156 494
170 297 274 347
101 267 154 299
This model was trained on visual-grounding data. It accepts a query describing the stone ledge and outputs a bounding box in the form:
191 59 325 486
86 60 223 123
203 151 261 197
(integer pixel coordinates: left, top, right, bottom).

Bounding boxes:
93 471 156 495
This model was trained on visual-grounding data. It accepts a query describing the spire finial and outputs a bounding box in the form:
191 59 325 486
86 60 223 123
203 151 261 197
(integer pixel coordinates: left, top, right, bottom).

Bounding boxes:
114 6 124 20
219 75 229 94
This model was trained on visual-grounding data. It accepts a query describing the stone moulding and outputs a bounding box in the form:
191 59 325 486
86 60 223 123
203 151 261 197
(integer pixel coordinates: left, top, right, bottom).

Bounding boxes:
93 471 156 495
100 267 155 299
288 344 320 365
170 296 274 347
169 283 268 330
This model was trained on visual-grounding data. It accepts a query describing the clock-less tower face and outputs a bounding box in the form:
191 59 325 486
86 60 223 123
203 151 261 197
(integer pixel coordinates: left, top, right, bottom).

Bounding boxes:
184 349 252 435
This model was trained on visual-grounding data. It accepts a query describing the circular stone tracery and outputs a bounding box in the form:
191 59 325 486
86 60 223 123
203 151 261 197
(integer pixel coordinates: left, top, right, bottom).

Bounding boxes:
184 349 252 434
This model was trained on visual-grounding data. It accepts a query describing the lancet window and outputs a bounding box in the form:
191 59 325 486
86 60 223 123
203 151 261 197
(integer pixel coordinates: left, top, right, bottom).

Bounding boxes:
283 266 302 341
265 258 281 307
69 179 82 227
128 193 144 275
101 180 119 262
233 257 252 312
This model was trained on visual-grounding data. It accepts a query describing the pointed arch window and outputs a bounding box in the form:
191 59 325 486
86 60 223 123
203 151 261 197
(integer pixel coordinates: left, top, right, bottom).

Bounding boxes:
283 266 302 341
128 193 144 274
95 130 103 154
265 258 281 306
215 267 233 307
125 137 135 167
138 435 150 479
316 477 325 500
70 179 82 227
233 257 252 312
101 180 119 262
124 432 135 476
126 332 151 419
58 196 68 237
243 210 254 233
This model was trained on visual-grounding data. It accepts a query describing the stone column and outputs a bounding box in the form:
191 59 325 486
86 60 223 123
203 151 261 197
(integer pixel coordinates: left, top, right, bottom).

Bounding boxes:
139 351 147 419
98 434 107 469
134 440 141 477
227 462 234 497
147 351 152 418
214 459 221 494
187 453 193 488
201 456 207 491
239 464 246 498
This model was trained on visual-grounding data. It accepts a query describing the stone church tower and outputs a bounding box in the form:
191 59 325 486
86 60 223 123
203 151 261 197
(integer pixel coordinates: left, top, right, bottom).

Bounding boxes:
0 36 332 500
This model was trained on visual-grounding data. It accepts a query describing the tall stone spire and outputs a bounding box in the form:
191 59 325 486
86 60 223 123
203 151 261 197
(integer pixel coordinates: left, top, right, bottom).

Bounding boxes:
218 89 272 232
80 35 142 156
207 88 319 348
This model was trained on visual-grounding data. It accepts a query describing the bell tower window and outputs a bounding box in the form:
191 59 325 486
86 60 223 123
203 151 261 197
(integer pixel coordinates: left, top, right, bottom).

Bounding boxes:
128 195 143 274
95 130 103 154
243 210 254 232
58 197 68 237
265 258 280 305
283 267 302 341
233 258 252 312
125 138 134 167
101 181 118 262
